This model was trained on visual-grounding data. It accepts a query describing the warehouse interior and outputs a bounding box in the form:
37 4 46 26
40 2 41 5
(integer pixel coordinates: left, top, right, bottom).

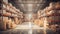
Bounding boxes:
0 0 60 34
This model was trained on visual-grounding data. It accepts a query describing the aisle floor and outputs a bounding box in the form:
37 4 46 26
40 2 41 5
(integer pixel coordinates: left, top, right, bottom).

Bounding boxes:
0 22 58 34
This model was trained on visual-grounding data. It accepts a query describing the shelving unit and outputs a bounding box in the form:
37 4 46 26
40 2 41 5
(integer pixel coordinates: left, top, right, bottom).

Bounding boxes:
33 2 60 31
0 0 23 30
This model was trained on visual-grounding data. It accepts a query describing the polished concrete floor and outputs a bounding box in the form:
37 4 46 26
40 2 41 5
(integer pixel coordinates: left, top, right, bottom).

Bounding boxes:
0 22 60 34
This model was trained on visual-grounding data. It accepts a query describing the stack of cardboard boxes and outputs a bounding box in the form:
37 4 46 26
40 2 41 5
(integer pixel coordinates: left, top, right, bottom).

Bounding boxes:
0 1 23 30
34 2 60 31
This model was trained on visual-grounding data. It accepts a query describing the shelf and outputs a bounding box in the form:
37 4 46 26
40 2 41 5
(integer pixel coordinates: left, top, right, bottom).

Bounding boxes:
2 1 21 14
3 8 22 16
0 13 21 18
0 1 23 19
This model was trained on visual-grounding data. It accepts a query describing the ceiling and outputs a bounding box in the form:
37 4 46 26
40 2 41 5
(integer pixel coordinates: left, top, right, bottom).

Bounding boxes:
8 0 60 14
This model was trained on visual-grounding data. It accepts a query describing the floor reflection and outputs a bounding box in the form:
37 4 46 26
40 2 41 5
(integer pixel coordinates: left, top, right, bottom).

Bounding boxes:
0 22 60 34
0 29 59 34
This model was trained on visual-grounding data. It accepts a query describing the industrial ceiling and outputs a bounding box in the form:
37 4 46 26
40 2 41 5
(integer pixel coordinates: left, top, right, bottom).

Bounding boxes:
8 0 60 13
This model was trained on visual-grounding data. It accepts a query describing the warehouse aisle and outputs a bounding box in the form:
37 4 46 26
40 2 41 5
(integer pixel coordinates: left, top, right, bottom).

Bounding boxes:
15 22 44 29
0 22 56 34
0 0 60 34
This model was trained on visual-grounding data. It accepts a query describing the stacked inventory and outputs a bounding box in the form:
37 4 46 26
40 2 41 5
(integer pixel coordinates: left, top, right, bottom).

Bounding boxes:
0 1 23 30
34 10 44 27
35 2 60 31
45 2 60 31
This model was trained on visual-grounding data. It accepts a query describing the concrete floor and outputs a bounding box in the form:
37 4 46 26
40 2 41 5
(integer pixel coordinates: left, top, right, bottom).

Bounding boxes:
0 22 59 34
